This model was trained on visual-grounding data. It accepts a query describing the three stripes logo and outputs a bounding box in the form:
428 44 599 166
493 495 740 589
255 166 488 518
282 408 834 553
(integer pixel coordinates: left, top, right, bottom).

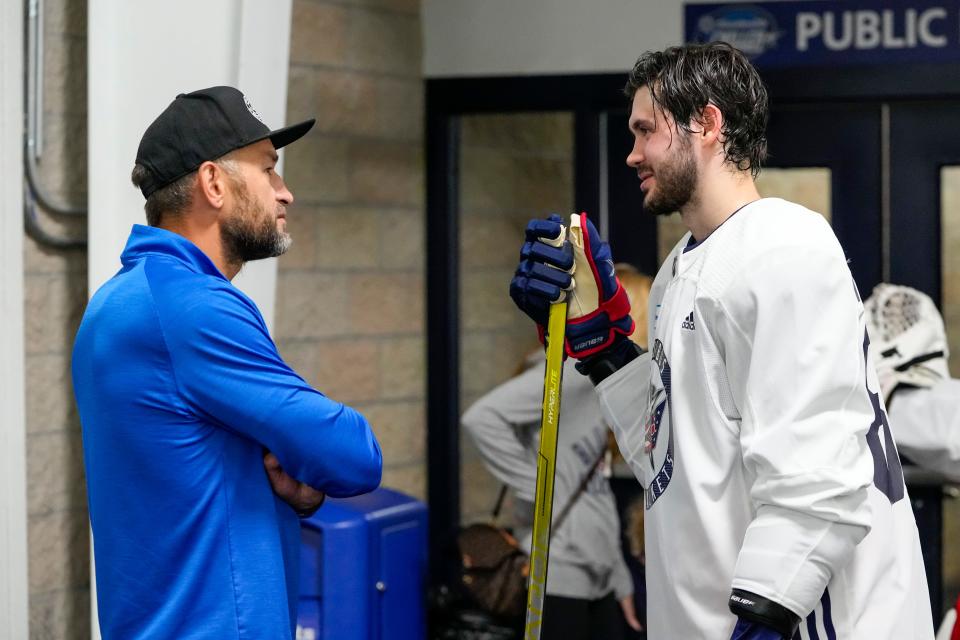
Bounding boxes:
681 311 695 331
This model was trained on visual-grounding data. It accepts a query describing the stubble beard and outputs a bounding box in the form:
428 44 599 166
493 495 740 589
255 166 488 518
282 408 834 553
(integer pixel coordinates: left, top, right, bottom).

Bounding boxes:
642 134 698 217
220 178 292 266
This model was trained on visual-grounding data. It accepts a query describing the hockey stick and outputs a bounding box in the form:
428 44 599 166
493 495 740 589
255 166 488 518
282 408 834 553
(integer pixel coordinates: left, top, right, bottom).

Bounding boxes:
523 299 567 640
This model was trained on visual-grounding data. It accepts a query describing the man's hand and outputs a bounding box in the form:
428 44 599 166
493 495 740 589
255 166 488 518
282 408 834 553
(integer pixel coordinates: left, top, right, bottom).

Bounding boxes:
263 451 325 517
619 595 643 632
509 213 633 359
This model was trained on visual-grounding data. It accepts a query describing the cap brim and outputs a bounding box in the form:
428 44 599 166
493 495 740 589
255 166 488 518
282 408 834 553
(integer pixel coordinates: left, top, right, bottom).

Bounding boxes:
267 118 315 149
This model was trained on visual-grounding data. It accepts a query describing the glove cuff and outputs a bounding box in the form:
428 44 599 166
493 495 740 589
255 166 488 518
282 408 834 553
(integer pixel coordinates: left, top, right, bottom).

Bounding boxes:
575 337 645 385
564 283 634 358
728 589 800 639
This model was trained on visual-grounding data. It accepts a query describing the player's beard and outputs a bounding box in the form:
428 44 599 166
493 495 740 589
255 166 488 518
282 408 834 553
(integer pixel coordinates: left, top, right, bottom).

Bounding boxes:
220 179 291 265
642 133 698 217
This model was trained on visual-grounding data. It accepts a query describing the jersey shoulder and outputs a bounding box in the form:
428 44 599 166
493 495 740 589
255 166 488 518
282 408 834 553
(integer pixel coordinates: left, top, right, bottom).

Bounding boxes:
720 197 835 255
697 198 843 298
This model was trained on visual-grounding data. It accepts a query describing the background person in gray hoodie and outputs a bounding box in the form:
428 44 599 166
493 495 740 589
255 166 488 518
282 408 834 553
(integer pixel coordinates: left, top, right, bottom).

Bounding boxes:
462 265 651 639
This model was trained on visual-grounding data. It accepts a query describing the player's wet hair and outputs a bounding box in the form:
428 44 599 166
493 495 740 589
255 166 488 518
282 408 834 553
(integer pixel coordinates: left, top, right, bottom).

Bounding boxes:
624 42 768 178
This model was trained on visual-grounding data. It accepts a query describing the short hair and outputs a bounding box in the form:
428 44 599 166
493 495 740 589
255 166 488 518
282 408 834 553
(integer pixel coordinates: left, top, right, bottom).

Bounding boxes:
131 165 196 227
130 156 241 227
624 42 768 177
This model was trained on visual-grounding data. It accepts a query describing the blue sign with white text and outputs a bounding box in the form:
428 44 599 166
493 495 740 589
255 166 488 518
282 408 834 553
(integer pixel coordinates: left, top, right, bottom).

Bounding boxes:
685 1 960 67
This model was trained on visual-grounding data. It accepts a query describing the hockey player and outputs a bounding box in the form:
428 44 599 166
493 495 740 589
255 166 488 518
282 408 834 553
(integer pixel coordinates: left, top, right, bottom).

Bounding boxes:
509 43 934 639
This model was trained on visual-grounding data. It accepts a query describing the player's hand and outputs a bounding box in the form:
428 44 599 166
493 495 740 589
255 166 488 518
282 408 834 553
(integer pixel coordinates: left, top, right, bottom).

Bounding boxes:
564 212 634 357
619 595 643 632
263 450 325 517
509 214 574 327
509 213 633 359
730 618 788 640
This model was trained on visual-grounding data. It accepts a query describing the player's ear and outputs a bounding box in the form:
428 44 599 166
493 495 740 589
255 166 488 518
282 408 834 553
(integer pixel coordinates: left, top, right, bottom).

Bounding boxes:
697 103 724 146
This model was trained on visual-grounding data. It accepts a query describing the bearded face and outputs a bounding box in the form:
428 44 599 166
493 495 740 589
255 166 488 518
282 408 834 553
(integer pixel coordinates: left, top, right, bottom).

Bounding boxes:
220 175 291 265
641 131 698 217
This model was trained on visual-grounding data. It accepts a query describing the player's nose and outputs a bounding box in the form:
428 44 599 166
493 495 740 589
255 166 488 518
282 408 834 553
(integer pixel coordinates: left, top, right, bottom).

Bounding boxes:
626 140 644 168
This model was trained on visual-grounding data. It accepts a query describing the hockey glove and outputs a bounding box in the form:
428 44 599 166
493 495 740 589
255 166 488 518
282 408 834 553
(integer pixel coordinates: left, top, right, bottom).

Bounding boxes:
509 213 633 359
509 214 574 327
564 212 634 358
730 618 789 640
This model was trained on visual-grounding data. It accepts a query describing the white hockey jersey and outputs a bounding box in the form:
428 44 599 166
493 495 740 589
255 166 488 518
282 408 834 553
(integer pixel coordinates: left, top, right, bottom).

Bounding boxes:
597 199 933 639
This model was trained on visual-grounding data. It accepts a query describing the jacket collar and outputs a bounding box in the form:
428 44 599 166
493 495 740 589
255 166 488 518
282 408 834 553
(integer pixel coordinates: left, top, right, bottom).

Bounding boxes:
120 224 226 280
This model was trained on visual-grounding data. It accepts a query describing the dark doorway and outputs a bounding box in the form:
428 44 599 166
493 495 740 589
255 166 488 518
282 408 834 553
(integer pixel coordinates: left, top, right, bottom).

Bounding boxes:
426 68 960 623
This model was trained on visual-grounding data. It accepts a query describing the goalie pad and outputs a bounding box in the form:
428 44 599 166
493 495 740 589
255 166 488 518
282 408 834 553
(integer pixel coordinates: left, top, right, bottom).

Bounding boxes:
863 283 950 403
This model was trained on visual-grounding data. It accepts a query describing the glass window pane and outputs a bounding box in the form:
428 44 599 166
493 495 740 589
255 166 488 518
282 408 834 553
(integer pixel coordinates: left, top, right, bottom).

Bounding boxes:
458 112 575 523
940 165 960 614
942 166 960 377
756 168 832 224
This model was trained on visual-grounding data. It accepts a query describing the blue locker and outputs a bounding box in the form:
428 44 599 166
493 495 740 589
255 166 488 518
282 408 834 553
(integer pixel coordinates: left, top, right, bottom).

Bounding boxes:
297 487 428 640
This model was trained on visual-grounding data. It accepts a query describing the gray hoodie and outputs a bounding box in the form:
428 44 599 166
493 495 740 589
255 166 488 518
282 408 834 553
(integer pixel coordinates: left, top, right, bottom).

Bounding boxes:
462 357 633 601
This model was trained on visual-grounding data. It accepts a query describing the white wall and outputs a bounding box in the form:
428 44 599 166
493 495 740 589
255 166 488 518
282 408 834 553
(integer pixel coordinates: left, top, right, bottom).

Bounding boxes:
87 2 294 636
0 0 28 637
88 0 294 327
423 0 686 77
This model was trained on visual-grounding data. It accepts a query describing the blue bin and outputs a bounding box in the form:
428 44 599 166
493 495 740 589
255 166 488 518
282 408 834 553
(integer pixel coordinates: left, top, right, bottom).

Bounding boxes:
297 487 428 640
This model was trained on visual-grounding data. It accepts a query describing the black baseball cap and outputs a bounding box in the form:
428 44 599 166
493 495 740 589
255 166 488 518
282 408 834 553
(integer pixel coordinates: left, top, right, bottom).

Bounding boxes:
134 86 315 198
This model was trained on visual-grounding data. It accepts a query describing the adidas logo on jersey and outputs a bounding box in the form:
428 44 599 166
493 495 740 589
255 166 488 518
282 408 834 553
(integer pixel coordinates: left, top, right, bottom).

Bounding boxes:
681 311 695 330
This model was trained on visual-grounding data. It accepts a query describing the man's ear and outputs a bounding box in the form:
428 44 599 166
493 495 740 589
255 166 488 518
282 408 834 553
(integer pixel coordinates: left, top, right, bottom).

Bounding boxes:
197 161 228 210
697 103 724 146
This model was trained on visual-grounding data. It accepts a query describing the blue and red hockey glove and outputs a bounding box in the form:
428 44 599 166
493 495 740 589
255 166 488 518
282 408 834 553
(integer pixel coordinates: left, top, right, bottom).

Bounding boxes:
730 618 790 640
509 213 634 359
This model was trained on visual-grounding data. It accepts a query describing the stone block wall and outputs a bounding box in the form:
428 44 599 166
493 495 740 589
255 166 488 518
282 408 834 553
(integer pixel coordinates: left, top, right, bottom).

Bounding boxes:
277 0 427 498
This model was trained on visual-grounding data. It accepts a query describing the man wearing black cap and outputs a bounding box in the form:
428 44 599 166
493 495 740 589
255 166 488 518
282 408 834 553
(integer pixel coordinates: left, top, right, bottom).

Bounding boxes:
72 86 383 639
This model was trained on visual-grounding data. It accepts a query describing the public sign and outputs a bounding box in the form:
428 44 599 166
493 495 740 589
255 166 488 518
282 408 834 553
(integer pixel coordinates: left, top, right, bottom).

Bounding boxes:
685 1 960 67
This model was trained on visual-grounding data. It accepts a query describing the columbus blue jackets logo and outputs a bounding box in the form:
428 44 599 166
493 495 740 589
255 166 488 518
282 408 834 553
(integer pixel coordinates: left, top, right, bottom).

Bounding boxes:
645 339 675 509
643 385 666 456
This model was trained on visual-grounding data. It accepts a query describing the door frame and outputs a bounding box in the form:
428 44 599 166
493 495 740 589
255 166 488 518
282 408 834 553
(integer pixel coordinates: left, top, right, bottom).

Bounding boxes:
425 73 627 577
425 62 960 579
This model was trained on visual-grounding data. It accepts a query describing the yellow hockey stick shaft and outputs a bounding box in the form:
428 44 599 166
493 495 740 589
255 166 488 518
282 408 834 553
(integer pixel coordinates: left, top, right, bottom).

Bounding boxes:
523 301 567 640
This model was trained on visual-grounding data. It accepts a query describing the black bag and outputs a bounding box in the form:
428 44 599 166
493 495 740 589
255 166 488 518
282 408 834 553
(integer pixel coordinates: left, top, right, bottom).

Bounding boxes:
454 451 606 622
456 522 529 620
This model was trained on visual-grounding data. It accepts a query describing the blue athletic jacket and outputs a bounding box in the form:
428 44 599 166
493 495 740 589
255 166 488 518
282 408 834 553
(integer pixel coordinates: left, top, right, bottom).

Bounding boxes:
72 225 382 639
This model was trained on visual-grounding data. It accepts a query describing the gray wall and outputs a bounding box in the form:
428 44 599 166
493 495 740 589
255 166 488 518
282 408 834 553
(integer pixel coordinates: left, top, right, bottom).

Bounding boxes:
422 0 687 77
